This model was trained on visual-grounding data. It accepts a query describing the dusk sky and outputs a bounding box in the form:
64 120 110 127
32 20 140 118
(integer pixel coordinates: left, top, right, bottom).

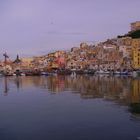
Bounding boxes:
0 0 140 58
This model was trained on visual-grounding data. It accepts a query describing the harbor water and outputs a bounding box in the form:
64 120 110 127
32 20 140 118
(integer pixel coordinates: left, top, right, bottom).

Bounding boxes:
0 75 140 140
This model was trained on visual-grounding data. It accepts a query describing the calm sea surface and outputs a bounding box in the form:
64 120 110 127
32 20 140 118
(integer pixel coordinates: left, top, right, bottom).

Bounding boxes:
0 75 140 140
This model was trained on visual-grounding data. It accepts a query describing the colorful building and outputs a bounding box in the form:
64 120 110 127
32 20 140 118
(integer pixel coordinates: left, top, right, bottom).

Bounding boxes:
132 39 140 69
131 21 140 32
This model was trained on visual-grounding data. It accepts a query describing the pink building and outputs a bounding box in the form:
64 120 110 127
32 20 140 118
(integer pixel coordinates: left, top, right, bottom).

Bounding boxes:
56 56 66 68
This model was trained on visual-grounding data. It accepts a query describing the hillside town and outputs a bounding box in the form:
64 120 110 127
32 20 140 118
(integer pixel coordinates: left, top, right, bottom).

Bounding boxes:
0 21 140 76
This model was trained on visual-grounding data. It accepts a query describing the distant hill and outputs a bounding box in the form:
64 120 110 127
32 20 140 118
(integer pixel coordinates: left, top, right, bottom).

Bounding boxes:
118 29 140 39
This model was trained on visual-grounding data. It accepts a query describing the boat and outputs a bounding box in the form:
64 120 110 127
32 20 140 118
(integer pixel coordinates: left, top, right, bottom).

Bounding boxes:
114 70 128 75
120 71 128 75
25 70 41 76
15 70 20 76
136 70 140 77
21 73 26 76
95 70 110 75
103 70 110 74
86 69 95 75
75 70 85 75
131 70 140 77
57 69 72 75
113 71 121 75
41 72 49 76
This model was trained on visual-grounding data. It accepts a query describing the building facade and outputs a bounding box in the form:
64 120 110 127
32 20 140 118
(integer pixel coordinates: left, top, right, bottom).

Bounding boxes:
132 39 140 69
131 21 140 32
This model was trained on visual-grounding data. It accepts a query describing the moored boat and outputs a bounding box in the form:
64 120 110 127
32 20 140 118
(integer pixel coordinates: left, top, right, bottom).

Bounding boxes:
57 69 72 75
24 70 41 76
75 70 85 75
95 70 110 75
86 69 95 75
114 70 128 75
41 72 49 76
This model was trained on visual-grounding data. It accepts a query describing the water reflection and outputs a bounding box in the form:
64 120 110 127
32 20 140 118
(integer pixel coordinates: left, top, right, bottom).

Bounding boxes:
4 77 9 96
47 76 140 104
1 75 140 117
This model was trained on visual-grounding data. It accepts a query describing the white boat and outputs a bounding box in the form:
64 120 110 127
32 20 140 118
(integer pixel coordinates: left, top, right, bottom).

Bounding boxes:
114 71 120 75
13 73 16 76
114 71 128 75
103 70 110 74
41 72 49 76
21 73 26 76
95 70 110 74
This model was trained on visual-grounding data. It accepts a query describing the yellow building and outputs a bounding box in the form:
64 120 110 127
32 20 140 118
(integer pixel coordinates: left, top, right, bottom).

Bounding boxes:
21 57 34 68
131 21 140 31
132 39 140 69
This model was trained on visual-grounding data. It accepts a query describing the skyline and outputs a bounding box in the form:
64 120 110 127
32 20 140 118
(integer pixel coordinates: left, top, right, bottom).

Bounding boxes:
0 0 140 58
